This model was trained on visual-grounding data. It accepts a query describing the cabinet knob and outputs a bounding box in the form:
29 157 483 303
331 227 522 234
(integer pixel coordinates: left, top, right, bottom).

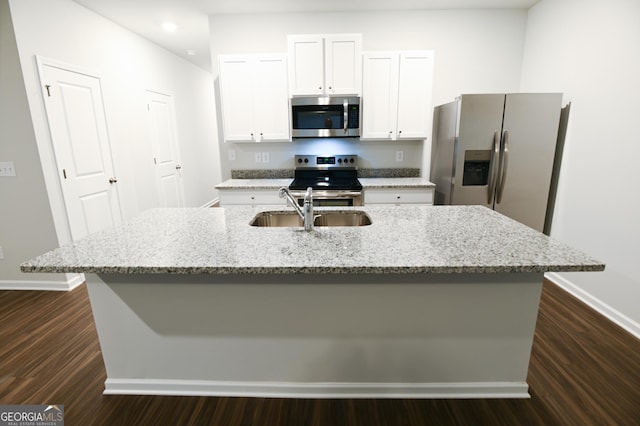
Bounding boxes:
396 195 401 199
108 177 118 184
318 86 322 90
175 165 182 170
328 86 332 90
398 130 402 134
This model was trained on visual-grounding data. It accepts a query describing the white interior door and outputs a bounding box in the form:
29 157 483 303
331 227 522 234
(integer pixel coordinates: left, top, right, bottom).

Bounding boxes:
40 63 122 241
146 91 184 208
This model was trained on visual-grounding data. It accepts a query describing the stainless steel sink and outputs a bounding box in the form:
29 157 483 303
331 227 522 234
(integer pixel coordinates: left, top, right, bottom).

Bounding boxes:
250 210 372 227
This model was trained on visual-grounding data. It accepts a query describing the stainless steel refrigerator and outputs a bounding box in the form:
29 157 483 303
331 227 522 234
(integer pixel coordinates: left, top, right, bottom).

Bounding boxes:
430 93 563 233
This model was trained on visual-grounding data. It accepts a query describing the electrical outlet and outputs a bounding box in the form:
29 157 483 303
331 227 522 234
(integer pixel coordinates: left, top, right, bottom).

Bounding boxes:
261 152 270 163
395 151 404 162
228 149 236 161
0 246 4 260
0 161 16 176
254 152 262 163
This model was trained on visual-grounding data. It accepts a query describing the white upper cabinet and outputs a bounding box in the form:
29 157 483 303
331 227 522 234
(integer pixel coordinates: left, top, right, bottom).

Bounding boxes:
218 54 290 142
361 50 434 141
288 34 362 96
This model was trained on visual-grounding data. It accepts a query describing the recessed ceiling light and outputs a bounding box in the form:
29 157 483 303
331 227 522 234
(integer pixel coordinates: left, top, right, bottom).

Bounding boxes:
162 22 177 32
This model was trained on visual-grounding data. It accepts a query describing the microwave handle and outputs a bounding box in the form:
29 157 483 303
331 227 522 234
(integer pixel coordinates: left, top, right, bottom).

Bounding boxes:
343 99 348 133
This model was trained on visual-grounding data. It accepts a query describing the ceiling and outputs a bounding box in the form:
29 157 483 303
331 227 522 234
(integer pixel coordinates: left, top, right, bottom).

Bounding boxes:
72 0 541 72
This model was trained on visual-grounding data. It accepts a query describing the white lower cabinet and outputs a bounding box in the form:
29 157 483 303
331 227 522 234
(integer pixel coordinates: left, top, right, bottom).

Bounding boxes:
218 189 285 206
364 188 434 206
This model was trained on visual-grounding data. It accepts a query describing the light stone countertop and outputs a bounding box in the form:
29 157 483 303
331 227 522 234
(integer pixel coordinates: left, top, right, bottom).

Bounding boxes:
21 205 605 275
215 177 434 190
215 178 292 190
358 177 434 188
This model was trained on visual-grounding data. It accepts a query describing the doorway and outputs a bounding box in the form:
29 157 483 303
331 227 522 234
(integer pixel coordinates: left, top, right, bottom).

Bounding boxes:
38 58 122 241
146 90 184 208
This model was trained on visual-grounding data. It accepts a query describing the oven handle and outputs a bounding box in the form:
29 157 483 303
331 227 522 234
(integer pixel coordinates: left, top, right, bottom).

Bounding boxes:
289 190 363 199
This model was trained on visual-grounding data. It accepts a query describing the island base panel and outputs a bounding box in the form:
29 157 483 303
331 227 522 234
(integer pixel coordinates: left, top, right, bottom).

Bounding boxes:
86 272 543 398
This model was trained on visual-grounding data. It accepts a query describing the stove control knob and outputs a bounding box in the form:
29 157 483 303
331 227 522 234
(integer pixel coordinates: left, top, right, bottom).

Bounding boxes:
349 158 355 163
304 158 309 163
297 158 303 163
338 158 343 164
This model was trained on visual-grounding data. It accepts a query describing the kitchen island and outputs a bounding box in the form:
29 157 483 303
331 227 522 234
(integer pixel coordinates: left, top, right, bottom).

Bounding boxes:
21 205 604 398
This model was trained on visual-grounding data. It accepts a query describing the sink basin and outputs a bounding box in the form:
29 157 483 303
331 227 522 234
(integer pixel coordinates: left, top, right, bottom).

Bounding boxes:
250 210 372 227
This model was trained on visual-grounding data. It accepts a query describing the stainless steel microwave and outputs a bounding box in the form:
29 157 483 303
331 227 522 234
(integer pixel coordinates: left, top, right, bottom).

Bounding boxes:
291 97 360 138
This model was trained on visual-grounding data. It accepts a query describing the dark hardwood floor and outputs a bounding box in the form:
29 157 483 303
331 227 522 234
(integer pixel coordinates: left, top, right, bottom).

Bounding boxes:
1 279 639 425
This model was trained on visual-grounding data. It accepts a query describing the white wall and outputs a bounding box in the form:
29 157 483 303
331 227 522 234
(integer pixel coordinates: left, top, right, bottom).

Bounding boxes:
9 0 221 224
1 0 221 288
521 0 640 335
0 0 70 288
209 10 528 178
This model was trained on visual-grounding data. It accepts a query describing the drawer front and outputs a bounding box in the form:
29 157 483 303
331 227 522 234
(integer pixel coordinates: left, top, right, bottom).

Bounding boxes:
219 190 284 206
364 188 434 205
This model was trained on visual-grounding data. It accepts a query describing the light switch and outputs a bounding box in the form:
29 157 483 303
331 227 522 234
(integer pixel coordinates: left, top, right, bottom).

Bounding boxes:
0 246 4 260
254 152 262 163
395 151 404 162
228 149 236 161
261 152 270 163
0 161 16 176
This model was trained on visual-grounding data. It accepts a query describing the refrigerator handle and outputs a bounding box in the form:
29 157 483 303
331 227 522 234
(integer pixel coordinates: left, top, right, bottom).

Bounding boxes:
496 130 510 204
487 131 500 204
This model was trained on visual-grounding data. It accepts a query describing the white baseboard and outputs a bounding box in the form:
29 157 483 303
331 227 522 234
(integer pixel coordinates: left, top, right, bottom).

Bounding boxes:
200 198 219 208
103 379 530 399
0 273 84 291
545 272 640 340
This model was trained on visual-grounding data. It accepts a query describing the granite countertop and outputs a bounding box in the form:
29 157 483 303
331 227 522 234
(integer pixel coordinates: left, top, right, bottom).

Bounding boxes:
215 177 435 190
21 205 604 275
359 177 434 188
215 178 292 190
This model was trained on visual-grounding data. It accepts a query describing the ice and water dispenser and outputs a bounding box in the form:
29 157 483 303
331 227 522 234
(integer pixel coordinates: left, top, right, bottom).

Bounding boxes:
462 150 491 186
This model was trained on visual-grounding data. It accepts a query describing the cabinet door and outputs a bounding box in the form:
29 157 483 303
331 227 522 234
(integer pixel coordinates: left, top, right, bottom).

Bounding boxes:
361 52 399 140
364 188 434 206
396 51 434 140
324 34 362 95
218 56 256 141
219 189 284 206
253 55 291 142
288 35 324 96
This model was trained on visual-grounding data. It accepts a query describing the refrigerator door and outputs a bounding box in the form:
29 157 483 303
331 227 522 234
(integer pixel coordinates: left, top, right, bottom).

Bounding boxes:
494 93 562 232
450 94 505 208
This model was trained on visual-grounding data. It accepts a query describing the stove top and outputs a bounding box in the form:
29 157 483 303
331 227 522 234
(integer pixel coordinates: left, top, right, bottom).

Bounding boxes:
289 155 362 191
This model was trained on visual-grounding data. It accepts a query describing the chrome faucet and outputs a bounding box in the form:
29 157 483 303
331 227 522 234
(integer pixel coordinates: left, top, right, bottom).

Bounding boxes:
279 186 314 232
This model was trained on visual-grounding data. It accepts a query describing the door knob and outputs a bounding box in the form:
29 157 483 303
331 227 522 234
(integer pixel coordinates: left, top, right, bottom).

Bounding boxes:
108 177 118 184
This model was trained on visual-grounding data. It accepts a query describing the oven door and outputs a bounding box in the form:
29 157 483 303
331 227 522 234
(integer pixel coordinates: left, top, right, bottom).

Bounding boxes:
291 97 360 138
291 190 363 207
